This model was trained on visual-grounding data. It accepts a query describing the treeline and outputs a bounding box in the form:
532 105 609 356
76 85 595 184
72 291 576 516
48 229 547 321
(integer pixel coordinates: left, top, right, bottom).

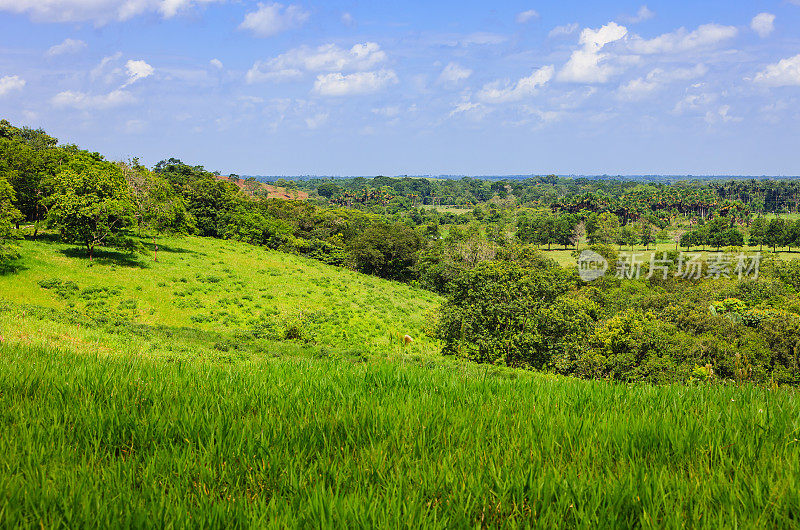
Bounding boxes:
0 123 424 281
303 175 800 221
436 256 800 385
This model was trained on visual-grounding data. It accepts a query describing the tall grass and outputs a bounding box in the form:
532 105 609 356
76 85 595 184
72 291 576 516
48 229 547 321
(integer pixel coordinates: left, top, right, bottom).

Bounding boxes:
1 342 798 528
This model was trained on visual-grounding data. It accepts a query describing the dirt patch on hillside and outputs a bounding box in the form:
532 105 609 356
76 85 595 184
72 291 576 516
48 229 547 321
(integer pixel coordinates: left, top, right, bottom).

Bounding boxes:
214 176 308 200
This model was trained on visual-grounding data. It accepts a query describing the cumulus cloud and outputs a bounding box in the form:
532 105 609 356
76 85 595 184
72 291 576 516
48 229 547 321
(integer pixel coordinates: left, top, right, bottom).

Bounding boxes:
210 58 223 69
548 23 579 38
478 65 554 103
617 64 708 100
0 0 223 24
51 89 135 110
123 59 154 86
628 23 737 54
246 42 386 83
437 62 472 85
46 38 87 57
239 2 309 37
622 5 654 24
312 70 397 96
751 54 800 87
751 13 775 38
0 75 26 97
515 9 538 24
557 22 628 83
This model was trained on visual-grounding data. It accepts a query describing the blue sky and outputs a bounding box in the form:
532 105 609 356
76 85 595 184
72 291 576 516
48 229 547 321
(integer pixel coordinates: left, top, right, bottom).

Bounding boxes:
1 0 799 176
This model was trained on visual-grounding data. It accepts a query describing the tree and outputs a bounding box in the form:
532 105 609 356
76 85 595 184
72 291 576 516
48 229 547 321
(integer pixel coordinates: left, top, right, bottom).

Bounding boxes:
554 213 579 249
784 219 800 252
617 224 638 250
43 163 135 261
436 260 581 368
749 216 767 251
639 221 654 250
592 212 620 245
0 174 22 263
680 230 702 250
347 222 422 281
316 182 342 198
765 218 787 252
119 160 194 260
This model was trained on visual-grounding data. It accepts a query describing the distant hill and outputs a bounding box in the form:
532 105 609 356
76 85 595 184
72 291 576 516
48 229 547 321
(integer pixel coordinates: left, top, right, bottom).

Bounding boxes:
214 175 309 200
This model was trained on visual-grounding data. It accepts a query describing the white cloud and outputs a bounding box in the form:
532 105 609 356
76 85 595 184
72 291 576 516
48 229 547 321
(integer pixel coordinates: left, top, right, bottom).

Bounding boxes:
628 23 737 54
751 13 775 38
673 92 717 114
124 119 147 133
617 64 708 100
46 38 87 57
515 9 538 24
549 23 579 38
448 100 488 120
705 104 741 124
341 12 355 27
123 59 154 86
437 62 472 85
0 0 223 24
312 70 398 96
557 22 628 83
239 2 309 37
51 89 135 110
751 54 800 87
305 112 328 129
90 52 124 83
372 106 400 118
622 5 654 24
246 42 386 83
210 58 223 69
478 65 554 103
0 75 26 97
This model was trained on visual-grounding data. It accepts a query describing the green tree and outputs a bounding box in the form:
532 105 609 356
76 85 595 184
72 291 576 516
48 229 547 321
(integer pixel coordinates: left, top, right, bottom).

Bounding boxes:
593 212 620 245
639 221 654 250
765 218 787 252
347 222 422 281
43 163 135 261
436 260 579 368
0 174 22 263
749 217 767 251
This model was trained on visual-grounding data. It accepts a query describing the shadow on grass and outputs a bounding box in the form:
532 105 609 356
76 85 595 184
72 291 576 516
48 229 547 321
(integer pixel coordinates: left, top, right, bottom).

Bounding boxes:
60 247 149 269
150 241 205 256
0 259 27 276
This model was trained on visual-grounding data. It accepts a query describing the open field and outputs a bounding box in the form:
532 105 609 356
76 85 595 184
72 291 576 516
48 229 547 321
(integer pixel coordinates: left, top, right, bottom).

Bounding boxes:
3 234 800 528
0 235 441 358
1 342 798 528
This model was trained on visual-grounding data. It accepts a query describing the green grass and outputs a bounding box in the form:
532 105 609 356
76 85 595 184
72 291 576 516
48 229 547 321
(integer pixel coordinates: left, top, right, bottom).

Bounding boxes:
1 342 798 528
0 235 441 358
3 234 800 527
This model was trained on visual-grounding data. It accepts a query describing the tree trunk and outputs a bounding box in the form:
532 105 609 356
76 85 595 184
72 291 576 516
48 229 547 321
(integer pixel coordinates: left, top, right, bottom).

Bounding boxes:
153 237 158 262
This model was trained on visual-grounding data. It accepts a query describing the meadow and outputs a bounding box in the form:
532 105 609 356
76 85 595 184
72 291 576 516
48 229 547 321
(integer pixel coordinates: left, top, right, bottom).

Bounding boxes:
1 235 441 360
1 341 798 528
3 235 800 528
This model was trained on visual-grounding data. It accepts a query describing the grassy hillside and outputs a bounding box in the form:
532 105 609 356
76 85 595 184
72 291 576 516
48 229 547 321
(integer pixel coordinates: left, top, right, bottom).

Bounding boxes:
3 235 800 528
0 235 441 360
1 342 798 528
